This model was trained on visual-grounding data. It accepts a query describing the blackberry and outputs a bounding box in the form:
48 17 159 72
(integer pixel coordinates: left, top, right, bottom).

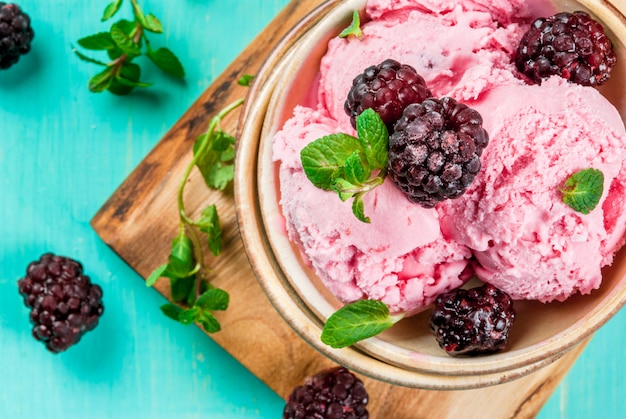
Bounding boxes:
515 11 616 86
387 97 488 208
344 59 432 131
0 2 34 70
17 253 104 353
429 284 515 356
283 366 369 419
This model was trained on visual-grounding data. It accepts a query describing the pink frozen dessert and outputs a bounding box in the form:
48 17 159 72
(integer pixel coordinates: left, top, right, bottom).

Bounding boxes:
272 0 626 313
439 77 626 302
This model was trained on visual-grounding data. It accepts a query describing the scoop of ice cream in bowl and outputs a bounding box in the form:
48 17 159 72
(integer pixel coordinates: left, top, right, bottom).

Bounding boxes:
235 0 626 389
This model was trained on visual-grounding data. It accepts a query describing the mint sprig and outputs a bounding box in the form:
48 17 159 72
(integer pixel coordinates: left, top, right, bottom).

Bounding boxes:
339 10 363 39
145 98 245 333
321 300 405 348
74 0 185 95
300 108 388 223
560 168 604 214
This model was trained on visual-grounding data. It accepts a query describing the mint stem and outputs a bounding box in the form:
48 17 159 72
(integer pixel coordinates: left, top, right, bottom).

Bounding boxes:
175 98 244 298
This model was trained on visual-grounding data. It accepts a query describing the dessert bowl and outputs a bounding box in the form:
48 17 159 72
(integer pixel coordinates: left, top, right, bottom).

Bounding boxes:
235 0 626 389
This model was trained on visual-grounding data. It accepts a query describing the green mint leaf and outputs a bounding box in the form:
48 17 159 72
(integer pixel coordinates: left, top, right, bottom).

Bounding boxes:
300 133 364 190
160 303 183 321
77 32 116 50
146 263 168 287
73 48 107 66
143 13 163 33
321 300 401 348
352 194 369 223
108 61 144 95
107 47 124 61
561 168 604 214
344 151 370 186
115 75 152 88
356 108 388 169
166 232 195 278
195 288 229 311
110 22 141 56
238 74 254 86
195 205 222 257
115 19 137 36
147 47 185 78
169 275 195 303
102 0 123 21
130 0 148 27
198 312 221 333
88 67 116 92
178 307 198 325
338 10 363 38
193 131 235 190
332 178 358 202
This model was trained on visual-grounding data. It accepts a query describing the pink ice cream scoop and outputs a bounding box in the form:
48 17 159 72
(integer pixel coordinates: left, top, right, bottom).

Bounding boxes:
439 77 626 302
274 106 471 315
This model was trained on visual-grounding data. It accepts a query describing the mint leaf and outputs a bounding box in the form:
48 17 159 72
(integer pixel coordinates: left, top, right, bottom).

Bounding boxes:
167 232 195 278
195 205 222 256
343 151 370 186
356 108 388 169
170 275 195 303
143 13 163 33
196 288 229 311
147 47 185 78
561 168 604 214
198 312 221 333
178 307 198 325
73 48 107 66
352 194 369 223
300 133 363 190
110 22 140 56
160 303 183 321
193 131 235 190
339 10 363 38
115 19 137 36
108 62 149 94
102 0 123 21
88 67 115 92
146 263 168 287
238 74 254 86
321 300 403 348
332 178 358 202
77 32 116 50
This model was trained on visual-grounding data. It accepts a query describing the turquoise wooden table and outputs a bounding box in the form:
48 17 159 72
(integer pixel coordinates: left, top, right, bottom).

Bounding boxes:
1 1 625 417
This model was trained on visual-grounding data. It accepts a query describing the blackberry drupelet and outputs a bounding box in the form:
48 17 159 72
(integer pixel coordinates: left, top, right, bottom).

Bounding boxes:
0 2 34 70
515 11 616 86
429 284 516 356
344 59 432 132
387 97 488 208
283 366 369 419
17 253 104 353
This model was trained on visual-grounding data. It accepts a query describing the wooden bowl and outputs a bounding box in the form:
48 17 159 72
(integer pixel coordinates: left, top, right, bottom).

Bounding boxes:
235 0 626 389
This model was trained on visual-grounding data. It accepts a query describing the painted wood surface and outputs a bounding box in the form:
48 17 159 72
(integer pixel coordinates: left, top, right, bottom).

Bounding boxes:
1 0 625 418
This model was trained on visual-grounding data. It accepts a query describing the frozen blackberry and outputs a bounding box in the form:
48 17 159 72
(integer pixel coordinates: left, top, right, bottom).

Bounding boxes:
388 97 488 208
283 366 369 419
429 284 515 356
344 59 432 131
515 11 616 86
0 2 34 70
17 253 104 353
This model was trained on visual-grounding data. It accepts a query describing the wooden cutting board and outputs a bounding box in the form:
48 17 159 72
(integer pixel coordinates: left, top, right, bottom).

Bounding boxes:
91 0 589 417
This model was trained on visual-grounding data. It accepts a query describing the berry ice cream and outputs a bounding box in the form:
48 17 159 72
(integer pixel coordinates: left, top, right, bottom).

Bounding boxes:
272 0 626 314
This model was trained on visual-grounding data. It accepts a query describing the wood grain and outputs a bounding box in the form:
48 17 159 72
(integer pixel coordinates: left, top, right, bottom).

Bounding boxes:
91 0 588 416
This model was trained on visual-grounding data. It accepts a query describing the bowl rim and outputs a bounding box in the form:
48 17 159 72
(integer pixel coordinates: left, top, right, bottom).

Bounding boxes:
235 0 626 389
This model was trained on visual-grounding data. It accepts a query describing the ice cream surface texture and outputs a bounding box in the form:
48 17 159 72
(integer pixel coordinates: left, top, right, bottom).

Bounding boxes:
272 0 626 313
